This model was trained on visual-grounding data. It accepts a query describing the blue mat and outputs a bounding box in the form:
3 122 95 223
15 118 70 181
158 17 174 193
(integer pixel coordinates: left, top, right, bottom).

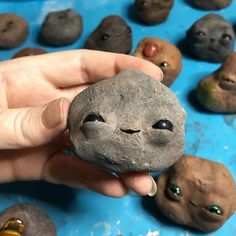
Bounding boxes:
0 0 235 235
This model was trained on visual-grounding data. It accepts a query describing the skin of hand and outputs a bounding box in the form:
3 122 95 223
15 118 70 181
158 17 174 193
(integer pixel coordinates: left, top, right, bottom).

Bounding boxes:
0 49 163 198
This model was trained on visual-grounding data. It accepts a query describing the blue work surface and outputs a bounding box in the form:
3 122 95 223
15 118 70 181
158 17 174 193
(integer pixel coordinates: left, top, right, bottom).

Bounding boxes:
0 0 236 235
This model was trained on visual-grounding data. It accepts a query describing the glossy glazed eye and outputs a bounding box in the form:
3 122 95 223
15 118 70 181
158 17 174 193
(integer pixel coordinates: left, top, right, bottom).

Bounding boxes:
100 33 109 41
125 26 131 33
83 114 105 123
152 119 173 131
167 183 182 196
195 31 205 36
206 205 223 215
222 34 232 41
160 62 169 68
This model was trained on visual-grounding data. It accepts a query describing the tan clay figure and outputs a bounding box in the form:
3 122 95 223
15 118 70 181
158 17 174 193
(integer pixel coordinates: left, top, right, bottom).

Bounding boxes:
133 37 182 86
155 155 236 232
196 52 236 113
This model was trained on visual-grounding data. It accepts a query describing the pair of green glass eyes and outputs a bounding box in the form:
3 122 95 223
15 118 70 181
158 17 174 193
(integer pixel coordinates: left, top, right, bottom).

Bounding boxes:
167 183 223 216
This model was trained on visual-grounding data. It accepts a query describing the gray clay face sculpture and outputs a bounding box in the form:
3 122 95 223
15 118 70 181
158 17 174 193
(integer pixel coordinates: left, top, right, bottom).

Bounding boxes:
84 15 132 54
0 204 56 236
189 0 232 10
155 155 236 232
68 69 185 173
0 14 29 49
196 52 236 113
39 9 83 46
134 0 174 25
187 14 235 62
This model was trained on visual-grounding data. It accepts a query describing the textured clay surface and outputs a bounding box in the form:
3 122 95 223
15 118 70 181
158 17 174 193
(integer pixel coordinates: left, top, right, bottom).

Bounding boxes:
155 155 236 232
68 69 185 173
84 15 132 54
0 204 56 236
187 14 235 62
0 14 29 49
12 47 47 58
196 52 236 113
133 37 182 86
39 9 83 46
189 0 232 10
134 0 174 25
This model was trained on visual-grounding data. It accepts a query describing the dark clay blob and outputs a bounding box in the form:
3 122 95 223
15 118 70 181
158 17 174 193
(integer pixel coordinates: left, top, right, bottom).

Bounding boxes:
189 0 232 10
187 14 235 62
134 0 174 25
12 47 47 59
84 15 132 54
0 14 29 49
68 69 185 173
0 204 56 236
155 155 236 232
39 9 83 46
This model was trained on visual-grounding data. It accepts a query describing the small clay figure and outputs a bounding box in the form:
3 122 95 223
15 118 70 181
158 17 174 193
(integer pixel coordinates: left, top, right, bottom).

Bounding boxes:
84 15 132 54
39 9 83 46
189 0 232 10
196 52 236 113
0 14 29 49
134 0 174 25
155 155 236 232
0 204 56 236
12 47 47 59
133 37 182 86
187 14 235 62
68 69 185 173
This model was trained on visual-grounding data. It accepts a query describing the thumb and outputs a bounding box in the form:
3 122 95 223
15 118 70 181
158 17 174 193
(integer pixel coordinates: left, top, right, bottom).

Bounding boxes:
0 98 70 149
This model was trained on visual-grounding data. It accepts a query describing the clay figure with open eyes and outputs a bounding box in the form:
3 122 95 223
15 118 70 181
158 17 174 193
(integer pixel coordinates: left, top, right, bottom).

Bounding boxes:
68 69 185 173
155 155 236 232
134 0 174 25
133 37 182 87
189 0 232 10
187 14 235 62
196 52 236 113
84 15 132 54
0 204 56 236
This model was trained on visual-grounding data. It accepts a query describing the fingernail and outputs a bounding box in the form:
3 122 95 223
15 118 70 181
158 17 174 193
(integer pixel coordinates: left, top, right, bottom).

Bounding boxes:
42 98 66 129
159 69 164 81
147 176 157 197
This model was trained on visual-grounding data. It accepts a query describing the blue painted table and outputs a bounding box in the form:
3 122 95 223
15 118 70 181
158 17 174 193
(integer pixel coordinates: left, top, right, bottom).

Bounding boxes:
0 0 235 235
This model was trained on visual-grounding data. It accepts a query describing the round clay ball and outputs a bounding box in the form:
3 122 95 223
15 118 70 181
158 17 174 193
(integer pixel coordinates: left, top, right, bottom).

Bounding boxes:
196 52 236 113
84 15 132 54
134 0 174 25
39 9 83 46
0 13 29 49
0 203 56 236
187 14 235 62
68 69 185 173
189 0 232 10
133 37 182 86
12 47 47 59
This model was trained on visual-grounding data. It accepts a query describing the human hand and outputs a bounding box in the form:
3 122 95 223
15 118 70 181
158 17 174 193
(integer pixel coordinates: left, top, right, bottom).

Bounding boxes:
0 50 163 197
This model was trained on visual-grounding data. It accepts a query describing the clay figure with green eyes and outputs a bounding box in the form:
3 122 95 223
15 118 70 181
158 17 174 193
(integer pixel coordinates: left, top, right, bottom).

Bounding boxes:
84 15 132 54
155 155 236 232
68 69 185 173
187 14 235 62
196 52 236 113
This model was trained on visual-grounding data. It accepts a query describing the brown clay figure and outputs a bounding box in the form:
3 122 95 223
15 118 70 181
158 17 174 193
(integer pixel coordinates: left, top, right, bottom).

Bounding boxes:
84 15 132 54
155 155 236 232
133 37 182 86
134 0 174 25
12 48 47 59
0 204 56 236
196 52 236 113
187 14 235 62
189 0 232 10
68 69 185 173
0 14 29 49
39 9 83 46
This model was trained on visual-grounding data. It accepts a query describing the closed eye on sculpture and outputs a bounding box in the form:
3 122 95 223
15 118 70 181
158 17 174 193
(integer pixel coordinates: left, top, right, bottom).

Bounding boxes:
152 119 173 131
219 77 236 91
83 113 105 123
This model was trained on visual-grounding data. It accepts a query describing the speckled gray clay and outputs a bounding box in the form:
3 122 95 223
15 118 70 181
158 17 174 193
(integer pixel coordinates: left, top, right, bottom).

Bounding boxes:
68 69 185 173
39 9 83 46
187 14 235 62
84 15 132 54
0 204 56 236
189 0 232 10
